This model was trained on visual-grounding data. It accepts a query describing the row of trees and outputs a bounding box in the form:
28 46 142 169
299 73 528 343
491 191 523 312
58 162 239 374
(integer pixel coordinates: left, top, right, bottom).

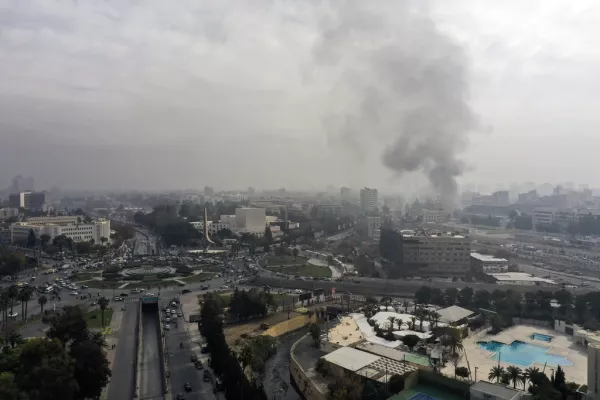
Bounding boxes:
227 288 277 321
199 293 267 400
0 306 111 400
488 365 580 399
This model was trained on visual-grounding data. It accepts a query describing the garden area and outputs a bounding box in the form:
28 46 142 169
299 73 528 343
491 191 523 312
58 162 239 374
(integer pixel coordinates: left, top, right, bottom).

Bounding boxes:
85 307 114 329
268 263 332 278
265 255 306 266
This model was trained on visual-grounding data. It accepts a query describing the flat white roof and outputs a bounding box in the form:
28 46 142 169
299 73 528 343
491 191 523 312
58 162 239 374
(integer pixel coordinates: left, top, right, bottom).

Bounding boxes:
490 272 555 283
322 347 381 372
470 252 508 263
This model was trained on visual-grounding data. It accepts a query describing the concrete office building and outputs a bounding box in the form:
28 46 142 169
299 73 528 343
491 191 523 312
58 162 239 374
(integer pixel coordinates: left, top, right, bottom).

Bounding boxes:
380 228 471 276
360 187 378 212
470 252 508 273
8 191 47 210
10 219 110 245
25 216 79 226
0 208 19 221
420 208 448 223
235 207 266 234
358 216 382 239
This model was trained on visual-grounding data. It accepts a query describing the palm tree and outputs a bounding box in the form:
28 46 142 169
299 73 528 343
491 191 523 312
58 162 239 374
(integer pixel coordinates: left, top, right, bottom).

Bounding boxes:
292 248 299 261
522 367 539 389
387 316 396 332
7 330 23 348
417 308 427 331
410 316 417 330
19 287 33 321
38 295 48 314
488 365 504 383
98 297 109 328
7 285 18 315
428 311 441 328
396 318 403 331
402 301 410 313
506 366 523 389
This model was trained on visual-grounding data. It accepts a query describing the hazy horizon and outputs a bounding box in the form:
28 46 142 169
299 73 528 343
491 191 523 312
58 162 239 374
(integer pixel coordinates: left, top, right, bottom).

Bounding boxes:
2 1 600 193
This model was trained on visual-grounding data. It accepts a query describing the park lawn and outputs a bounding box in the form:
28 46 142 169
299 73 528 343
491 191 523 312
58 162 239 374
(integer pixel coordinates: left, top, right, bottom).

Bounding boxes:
71 272 102 282
85 308 114 330
269 264 331 278
265 255 306 266
124 281 174 290
181 272 214 283
191 265 222 272
83 280 122 289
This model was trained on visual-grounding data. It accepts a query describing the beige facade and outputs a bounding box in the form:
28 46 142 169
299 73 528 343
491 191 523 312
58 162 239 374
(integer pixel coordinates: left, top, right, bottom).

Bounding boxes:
11 219 110 245
402 233 471 275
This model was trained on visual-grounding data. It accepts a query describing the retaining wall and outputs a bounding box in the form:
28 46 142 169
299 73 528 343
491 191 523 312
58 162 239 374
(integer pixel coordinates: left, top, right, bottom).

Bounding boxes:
290 335 327 400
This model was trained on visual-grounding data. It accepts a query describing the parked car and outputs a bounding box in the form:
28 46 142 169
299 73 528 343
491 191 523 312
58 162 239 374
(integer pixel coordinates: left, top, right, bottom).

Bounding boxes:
203 370 211 382
184 383 192 392
119 292 129 297
190 353 198 363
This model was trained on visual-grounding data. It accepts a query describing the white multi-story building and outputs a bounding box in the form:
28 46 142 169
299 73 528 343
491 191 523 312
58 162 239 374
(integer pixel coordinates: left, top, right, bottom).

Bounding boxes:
235 207 266 234
420 209 448 223
189 221 230 235
360 187 378 212
10 219 110 245
25 216 80 226
0 208 19 221
220 215 237 230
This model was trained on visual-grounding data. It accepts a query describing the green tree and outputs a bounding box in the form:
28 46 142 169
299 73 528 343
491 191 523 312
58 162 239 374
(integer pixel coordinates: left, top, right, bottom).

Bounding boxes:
6 330 23 348
402 334 420 350
39 234 51 249
292 247 299 261
38 295 48 314
309 323 321 347
15 338 79 400
506 365 523 389
414 286 432 305
19 287 33 321
98 297 109 328
26 229 37 249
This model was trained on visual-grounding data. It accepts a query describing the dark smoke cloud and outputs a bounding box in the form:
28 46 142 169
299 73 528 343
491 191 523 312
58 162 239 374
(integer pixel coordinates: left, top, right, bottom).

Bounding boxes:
314 1 478 206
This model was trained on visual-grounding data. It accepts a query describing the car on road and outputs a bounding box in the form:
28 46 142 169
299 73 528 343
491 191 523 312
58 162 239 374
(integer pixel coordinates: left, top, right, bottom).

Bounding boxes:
8 312 18 318
194 361 203 369
80 284 88 289
119 292 129 297
175 393 186 400
113 296 123 301
200 285 209 290
203 370 211 382
181 289 191 294
70 291 79 296
220 285 228 289
165 324 170 330
190 353 198 363
184 382 192 392
177 311 182 317
146 293 155 296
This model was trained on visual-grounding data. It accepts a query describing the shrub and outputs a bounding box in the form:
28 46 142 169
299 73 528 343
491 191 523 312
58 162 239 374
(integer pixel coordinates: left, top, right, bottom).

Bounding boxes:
456 366 469 379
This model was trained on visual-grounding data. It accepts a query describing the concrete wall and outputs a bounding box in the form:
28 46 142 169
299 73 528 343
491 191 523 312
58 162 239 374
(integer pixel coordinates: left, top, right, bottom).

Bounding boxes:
404 370 419 390
156 308 168 395
290 335 327 400
135 303 142 399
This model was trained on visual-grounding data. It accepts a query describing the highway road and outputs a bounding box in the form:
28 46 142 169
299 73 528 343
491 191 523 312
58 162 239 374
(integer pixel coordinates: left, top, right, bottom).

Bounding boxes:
139 309 164 400
163 300 217 400
106 303 139 400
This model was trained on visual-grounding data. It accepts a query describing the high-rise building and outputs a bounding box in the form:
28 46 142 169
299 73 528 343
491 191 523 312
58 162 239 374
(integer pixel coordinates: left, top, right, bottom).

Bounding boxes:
360 187 378 212
340 187 352 199
204 186 214 197
8 191 47 210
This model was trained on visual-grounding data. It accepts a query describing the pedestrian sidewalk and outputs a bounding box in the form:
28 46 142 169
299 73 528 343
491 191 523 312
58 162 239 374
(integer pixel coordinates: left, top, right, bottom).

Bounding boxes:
100 307 125 400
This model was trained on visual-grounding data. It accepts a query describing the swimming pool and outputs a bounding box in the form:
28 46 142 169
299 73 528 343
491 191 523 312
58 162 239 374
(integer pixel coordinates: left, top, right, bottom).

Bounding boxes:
530 333 553 342
477 340 573 367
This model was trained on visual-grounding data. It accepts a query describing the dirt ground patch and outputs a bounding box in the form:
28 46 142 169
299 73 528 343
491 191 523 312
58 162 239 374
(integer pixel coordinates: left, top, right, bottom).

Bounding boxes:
224 311 301 348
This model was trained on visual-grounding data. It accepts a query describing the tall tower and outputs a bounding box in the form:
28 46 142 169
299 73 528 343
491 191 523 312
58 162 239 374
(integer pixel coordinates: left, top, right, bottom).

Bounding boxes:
202 205 215 252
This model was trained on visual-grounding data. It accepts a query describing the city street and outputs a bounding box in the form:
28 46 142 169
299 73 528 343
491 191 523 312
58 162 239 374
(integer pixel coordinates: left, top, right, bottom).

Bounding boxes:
106 303 139 400
163 299 217 400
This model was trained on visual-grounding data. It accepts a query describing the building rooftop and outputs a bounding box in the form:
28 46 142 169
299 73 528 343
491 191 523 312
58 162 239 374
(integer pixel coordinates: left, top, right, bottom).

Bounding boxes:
490 272 555 284
470 252 508 262
437 305 474 324
470 381 521 399
322 347 381 372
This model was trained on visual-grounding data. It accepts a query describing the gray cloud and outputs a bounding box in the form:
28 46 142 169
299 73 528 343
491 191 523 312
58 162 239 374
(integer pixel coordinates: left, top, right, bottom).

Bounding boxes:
2 0 600 192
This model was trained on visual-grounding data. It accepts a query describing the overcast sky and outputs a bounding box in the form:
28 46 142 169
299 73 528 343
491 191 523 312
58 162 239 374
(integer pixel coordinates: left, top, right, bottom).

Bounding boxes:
1 0 599 193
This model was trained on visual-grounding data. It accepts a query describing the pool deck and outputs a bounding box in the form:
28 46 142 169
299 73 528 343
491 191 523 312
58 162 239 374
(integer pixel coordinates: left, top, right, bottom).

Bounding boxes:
445 325 587 384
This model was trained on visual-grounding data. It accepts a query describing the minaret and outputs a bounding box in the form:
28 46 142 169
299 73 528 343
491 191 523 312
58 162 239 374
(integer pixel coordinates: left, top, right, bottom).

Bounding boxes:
202 205 215 252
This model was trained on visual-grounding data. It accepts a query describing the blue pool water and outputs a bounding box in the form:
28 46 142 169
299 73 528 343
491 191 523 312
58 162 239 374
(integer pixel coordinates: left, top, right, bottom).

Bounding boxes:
477 340 573 367
530 333 553 342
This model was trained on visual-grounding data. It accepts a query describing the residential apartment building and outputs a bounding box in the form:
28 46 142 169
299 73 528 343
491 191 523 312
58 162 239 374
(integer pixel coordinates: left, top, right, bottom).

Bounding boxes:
360 187 378 212
10 219 110 245
380 228 471 276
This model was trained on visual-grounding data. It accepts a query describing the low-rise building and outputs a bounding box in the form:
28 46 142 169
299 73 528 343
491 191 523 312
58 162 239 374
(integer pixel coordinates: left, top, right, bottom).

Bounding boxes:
0 208 19 221
489 272 556 286
470 381 522 400
470 252 508 273
420 208 448 223
10 219 110 245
